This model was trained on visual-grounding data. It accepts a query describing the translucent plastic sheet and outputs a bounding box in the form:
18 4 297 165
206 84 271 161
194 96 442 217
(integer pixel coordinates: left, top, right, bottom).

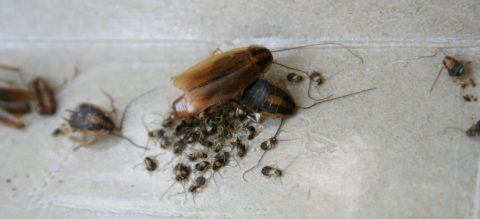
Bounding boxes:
1 1 479 218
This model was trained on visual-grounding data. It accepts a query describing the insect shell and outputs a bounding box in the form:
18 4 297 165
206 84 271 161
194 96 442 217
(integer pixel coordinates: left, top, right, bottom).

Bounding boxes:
443 56 465 77
261 166 282 177
466 120 480 137
239 79 296 118
29 77 56 115
171 45 273 118
188 176 207 193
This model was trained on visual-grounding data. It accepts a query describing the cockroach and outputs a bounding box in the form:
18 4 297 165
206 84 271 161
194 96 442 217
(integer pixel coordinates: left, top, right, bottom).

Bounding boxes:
286 73 303 83
430 56 471 92
261 156 299 184
212 151 230 171
189 175 207 193
53 90 152 150
231 137 247 158
144 156 159 171
29 77 56 115
171 43 363 118
246 125 256 140
0 65 33 129
0 101 31 115
239 79 375 118
195 160 211 172
444 120 480 137
160 163 192 200
188 150 208 161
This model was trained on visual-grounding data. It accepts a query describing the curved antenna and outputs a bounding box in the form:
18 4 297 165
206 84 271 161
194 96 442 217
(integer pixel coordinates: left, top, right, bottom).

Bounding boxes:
118 88 157 130
273 61 310 75
298 87 376 109
273 118 285 138
416 48 447 60
429 66 444 93
242 151 267 183
110 133 149 150
271 42 364 64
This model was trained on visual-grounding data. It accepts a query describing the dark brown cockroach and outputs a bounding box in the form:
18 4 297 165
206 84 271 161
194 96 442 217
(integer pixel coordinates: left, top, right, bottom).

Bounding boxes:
0 65 33 128
239 79 375 118
53 90 152 150
29 77 56 115
171 43 363 118
195 160 211 172
0 101 31 115
286 73 303 83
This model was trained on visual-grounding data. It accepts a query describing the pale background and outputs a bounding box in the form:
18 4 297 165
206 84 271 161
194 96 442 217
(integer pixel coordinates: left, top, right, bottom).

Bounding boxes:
0 0 479 218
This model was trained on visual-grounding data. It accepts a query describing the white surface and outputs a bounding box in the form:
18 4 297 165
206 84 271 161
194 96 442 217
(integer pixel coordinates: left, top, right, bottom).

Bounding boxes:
1 1 480 218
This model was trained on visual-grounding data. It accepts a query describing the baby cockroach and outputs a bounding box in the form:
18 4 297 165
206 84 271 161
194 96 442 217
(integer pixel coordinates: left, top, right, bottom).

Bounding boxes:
171 43 363 118
160 163 192 200
261 155 299 182
53 90 152 150
444 120 480 137
246 125 256 140
195 160 211 172
133 153 165 172
188 150 208 161
430 56 471 92
286 72 303 83
212 151 230 171
189 175 207 193
231 138 248 158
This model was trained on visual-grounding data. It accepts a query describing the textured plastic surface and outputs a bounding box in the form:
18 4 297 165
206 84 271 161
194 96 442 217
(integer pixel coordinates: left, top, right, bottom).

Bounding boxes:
1 1 480 218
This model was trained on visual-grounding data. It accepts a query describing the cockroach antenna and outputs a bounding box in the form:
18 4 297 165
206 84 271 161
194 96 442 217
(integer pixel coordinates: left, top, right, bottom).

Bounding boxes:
297 87 376 109
271 42 364 64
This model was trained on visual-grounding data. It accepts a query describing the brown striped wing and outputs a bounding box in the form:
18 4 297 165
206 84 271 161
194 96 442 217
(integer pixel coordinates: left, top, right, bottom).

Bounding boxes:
173 46 252 91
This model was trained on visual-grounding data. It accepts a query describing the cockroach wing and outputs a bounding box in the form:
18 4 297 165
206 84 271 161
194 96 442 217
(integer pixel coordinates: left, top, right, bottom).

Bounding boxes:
0 86 32 102
173 46 252 91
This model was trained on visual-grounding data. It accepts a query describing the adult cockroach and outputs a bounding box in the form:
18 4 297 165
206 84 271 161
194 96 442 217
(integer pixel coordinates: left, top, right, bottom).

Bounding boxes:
171 43 363 118
53 90 153 150
0 65 33 128
238 79 375 118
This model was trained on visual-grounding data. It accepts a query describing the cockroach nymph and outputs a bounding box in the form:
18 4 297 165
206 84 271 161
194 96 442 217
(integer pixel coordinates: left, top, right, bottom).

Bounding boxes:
53 90 152 150
188 176 207 193
286 72 303 83
232 137 247 158
195 160 211 172
261 166 283 177
430 56 471 92
171 43 363 118
188 150 208 161
143 156 159 171
212 151 230 171
160 163 192 200
246 125 256 140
